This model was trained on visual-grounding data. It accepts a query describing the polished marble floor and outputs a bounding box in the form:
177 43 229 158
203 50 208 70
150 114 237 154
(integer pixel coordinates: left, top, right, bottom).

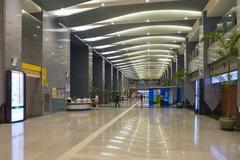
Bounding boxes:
1 100 240 160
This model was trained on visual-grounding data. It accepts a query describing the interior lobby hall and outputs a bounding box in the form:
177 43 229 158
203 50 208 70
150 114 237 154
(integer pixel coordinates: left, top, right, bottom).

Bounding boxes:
1 0 240 160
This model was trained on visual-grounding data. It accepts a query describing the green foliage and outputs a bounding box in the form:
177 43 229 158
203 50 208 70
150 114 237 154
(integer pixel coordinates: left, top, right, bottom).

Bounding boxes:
174 70 186 80
162 78 172 86
90 86 101 98
201 32 240 59
104 90 121 103
105 90 113 103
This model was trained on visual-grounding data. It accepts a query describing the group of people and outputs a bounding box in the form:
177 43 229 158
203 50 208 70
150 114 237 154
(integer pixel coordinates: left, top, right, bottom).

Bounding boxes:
93 93 121 109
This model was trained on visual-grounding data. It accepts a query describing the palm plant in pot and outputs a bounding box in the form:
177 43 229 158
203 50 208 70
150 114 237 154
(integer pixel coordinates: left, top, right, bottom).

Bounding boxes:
174 70 186 108
161 77 172 87
174 70 186 86
201 32 240 131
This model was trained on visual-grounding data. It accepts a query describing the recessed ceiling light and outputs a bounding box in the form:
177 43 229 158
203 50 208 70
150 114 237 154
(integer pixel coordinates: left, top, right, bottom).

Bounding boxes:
111 22 114 25
101 3 105 6
118 34 121 37
228 14 232 17
170 47 173 50
173 40 177 43
146 0 149 2
178 31 181 34
147 32 150 35
146 19 150 22
184 17 188 20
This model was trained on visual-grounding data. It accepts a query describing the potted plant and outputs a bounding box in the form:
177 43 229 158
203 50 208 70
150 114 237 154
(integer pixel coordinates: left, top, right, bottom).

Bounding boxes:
201 32 240 131
161 77 172 87
174 70 186 108
90 86 101 99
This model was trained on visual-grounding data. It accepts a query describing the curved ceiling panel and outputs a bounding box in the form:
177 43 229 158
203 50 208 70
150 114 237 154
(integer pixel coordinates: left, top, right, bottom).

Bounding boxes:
101 10 202 24
32 0 210 79
114 36 185 45
83 25 192 42
71 10 201 31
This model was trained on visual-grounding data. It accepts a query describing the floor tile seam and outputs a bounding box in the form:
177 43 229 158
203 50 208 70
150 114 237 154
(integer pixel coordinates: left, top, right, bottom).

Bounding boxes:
56 101 140 160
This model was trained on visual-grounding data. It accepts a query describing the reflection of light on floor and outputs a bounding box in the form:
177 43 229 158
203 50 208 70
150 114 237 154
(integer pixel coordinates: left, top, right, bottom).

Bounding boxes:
106 145 121 150
114 136 125 140
211 146 227 160
110 139 123 143
11 123 24 160
101 152 116 156
120 131 129 134
194 116 199 144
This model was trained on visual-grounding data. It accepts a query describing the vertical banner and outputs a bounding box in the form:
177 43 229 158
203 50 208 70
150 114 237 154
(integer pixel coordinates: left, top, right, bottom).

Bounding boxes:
42 68 47 86
149 88 154 107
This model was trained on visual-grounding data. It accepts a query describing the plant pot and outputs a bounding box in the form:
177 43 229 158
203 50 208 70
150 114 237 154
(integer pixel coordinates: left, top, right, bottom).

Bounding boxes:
176 102 183 108
219 117 235 131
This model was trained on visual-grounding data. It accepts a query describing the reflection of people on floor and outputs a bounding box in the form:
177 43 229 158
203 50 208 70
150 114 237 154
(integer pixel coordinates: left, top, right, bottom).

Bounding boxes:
114 93 120 108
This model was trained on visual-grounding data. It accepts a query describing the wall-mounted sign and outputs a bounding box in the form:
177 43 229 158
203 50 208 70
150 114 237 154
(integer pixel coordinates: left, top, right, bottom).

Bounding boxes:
22 62 41 78
212 70 237 84
42 68 47 86
52 88 65 99
6 70 26 123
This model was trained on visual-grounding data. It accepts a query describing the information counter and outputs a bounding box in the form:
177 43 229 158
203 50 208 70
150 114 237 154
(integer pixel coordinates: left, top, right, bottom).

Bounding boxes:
66 102 92 111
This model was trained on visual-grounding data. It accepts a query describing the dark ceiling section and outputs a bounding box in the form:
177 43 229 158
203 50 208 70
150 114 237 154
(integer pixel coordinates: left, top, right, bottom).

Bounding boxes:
56 0 208 27
33 0 90 11
74 20 195 38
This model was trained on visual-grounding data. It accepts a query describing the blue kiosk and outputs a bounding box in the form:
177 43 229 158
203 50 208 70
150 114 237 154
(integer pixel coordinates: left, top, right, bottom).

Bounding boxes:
149 87 181 107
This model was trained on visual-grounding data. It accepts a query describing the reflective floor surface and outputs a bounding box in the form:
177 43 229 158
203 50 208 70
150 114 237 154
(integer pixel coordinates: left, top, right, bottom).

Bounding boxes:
1 100 240 160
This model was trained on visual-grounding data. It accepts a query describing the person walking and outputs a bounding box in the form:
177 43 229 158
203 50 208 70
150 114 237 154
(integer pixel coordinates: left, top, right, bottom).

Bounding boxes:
140 94 143 103
160 94 163 107
114 93 120 108
94 95 99 109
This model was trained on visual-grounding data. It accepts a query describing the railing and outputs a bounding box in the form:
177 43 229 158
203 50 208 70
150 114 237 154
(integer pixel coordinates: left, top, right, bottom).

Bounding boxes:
215 7 237 34
189 44 199 61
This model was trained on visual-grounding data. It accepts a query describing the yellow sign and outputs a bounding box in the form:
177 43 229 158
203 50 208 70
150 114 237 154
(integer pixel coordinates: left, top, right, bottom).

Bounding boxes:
42 68 47 86
22 62 41 72
22 69 41 78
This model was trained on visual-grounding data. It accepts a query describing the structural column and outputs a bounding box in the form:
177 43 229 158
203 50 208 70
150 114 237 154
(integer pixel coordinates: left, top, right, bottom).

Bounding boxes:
168 65 171 78
70 35 92 98
92 51 105 102
118 71 122 90
172 60 176 78
177 53 184 72
105 61 113 91
202 11 221 115
113 67 118 90
0 0 22 122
